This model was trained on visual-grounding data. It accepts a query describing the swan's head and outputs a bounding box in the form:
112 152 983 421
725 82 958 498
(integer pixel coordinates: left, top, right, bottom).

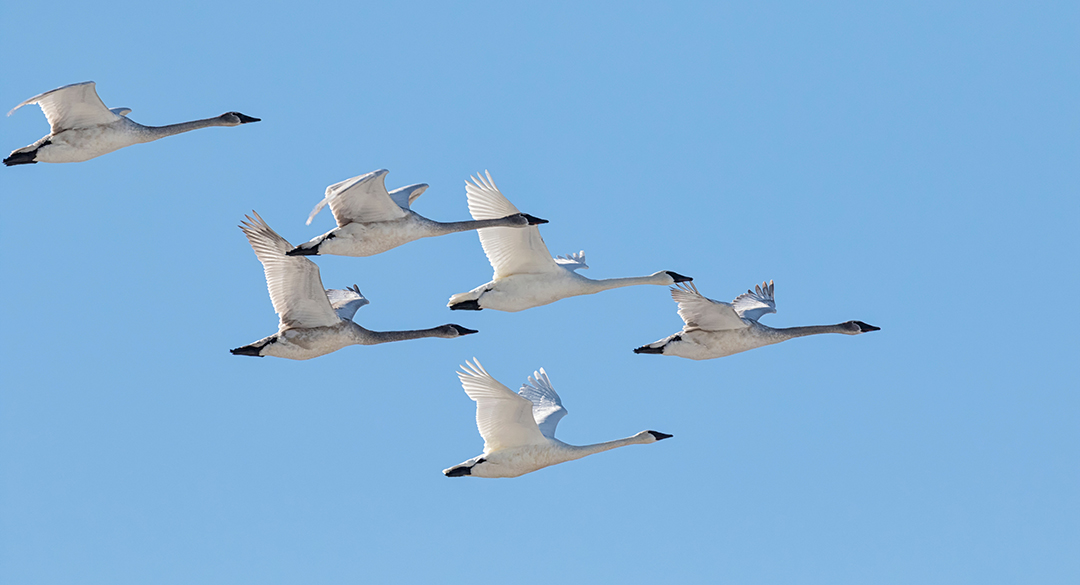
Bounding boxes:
220 112 261 125
444 324 479 337
659 271 693 284
640 430 673 443
841 320 880 334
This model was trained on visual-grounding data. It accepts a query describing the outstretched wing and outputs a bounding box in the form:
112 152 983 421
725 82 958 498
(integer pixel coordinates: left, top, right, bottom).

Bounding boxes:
8 81 121 132
731 280 776 322
518 368 568 439
326 284 370 322
466 171 558 278
240 212 341 330
671 282 747 331
459 359 548 453
554 250 589 272
306 169 408 226
387 183 429 210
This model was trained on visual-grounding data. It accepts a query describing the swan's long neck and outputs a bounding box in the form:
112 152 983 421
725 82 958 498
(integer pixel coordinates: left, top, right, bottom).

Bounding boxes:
427 215 524 235
580 274 670 294
136 117 231 142
563 433 652 459
350 325 449 344
768 324 851 341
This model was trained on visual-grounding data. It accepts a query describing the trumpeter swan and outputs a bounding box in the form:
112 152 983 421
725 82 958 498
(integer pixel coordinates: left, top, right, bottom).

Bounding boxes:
634 281 879 359
4 81 259 165
444 359 672 478
447 172 692 312
287 169 547 257
230 213 476 360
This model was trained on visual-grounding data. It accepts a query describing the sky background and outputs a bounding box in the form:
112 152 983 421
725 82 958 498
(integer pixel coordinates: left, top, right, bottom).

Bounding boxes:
1 1 1077 583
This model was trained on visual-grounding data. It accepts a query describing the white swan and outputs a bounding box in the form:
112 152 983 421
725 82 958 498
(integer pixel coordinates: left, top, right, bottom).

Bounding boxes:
4 81 259 165
287 169 547 257
634 281 880 360
443 359 672 478
230 212 477 360
447 171 692 312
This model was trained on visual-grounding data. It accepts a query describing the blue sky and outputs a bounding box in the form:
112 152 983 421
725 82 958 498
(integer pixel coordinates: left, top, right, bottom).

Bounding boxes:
1 1 1077 583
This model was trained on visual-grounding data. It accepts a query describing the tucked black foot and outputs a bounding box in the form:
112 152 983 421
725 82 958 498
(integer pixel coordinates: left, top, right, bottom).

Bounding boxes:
448 324 479 336
647 431 673 441
665 271 693 283
286 245 319 256
521 213 548 225
3 152 37 166
445 466 472 477
853 321 880 332
633 345 664 354
230 344 264 357
450 300 482 311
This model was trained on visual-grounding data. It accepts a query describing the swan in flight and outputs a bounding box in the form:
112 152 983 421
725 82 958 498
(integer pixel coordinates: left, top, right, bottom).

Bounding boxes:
634 281 879 359
4 81 259 165
231 212 477 360
287 169 547 257
447 171 692 312
444 359 672 478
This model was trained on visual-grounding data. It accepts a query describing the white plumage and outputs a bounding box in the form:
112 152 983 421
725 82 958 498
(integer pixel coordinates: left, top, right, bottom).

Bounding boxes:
444 359 672 478
448 171 693 312
5 81 259 165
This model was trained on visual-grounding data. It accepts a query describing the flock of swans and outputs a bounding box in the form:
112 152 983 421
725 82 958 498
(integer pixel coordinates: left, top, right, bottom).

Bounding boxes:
7 81 880 478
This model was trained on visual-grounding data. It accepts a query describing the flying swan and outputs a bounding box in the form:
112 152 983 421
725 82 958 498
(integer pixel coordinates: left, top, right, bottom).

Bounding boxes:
5 81 259 165
444 359 672 478
447 171 692 312
230 212 476 360
633 281 879 359
287 169 547 257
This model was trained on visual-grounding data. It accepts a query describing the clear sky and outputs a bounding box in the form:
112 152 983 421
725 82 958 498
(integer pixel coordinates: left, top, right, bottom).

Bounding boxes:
1 1 1077 583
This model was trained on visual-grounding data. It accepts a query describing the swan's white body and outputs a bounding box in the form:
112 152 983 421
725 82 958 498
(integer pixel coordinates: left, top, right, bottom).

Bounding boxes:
288 170 544 258
444 359 671 479
448 172 692 312
231 213 476 360
4 81 259 165
634 281 880 360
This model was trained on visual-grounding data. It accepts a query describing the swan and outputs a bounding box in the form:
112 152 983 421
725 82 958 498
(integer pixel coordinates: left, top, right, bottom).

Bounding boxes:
634 281 880 359
447 171 693 312
4 81 259 165
230 212 477 360
286 169 548 257
443 359 672 478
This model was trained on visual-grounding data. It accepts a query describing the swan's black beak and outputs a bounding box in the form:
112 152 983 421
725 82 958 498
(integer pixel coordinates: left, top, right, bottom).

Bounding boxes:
235 113 261 124
853 321 880 332
647 431 673 441
665 271 693 283
449 324 479 336
522 214 548 225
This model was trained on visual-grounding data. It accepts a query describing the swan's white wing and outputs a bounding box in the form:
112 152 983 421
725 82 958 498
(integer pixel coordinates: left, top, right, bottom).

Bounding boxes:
8 81 120 132
671 282 747 331
459 359 548 452
240 212 341 330
305 169 406 226
518 368 568 439
554 250 589 272
466 171 558 278
326 284 370 322
732 280 776 322
387 183 429 210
